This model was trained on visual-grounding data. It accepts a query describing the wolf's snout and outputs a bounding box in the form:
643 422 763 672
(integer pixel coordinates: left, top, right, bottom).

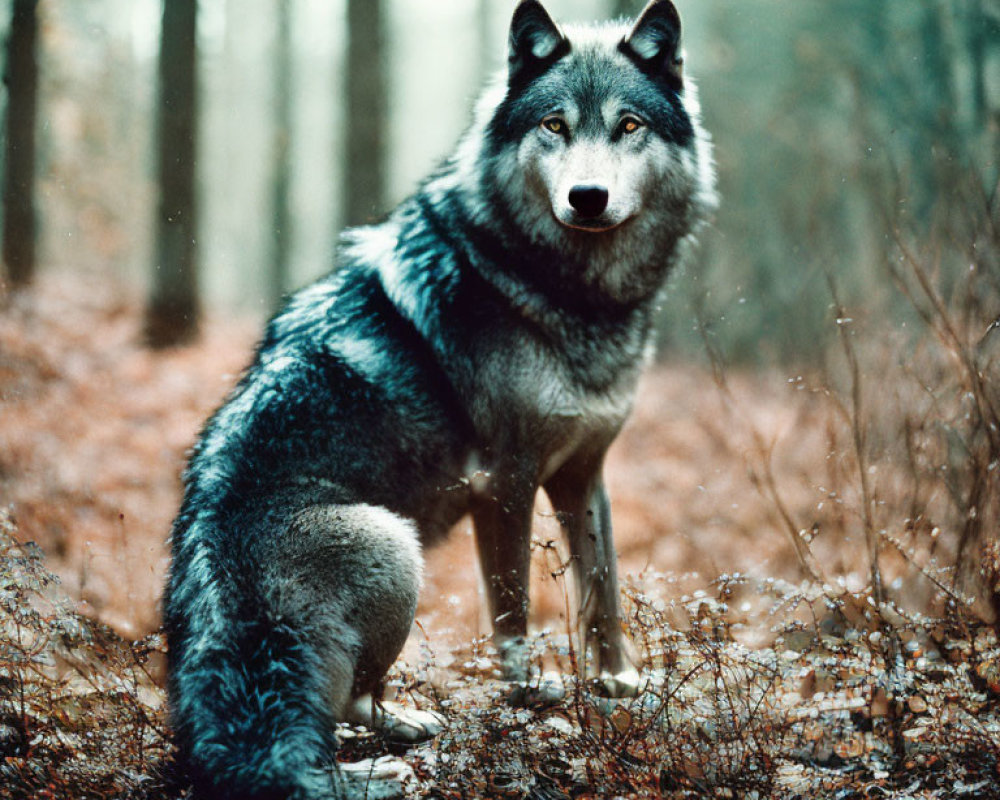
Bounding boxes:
568 185 609 219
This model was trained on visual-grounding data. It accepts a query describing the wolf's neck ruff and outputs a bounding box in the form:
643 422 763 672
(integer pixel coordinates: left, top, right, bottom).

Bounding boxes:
410 187 652 328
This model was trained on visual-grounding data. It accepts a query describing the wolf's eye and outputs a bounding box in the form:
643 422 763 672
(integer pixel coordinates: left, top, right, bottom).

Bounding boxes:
620 116 644 135
541 116 566 135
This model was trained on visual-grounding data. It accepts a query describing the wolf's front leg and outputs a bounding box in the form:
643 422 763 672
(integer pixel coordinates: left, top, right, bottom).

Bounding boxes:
545 461 640 698
472 484 535 682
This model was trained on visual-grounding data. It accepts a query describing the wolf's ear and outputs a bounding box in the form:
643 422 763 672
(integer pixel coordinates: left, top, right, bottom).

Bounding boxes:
508 0 569 85
621 0 683 89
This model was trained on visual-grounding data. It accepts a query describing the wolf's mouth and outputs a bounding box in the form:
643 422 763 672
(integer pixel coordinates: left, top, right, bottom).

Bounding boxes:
556 214 633 234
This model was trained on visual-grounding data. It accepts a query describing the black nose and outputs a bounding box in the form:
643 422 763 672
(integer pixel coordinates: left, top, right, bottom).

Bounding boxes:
568 184 609 219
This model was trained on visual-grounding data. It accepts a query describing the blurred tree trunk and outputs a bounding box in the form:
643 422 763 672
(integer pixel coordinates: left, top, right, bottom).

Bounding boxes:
2 0 39 290
918 3 957 157
146 0 200 347
342 0 386 230
966 0 988 130
270 0 292 308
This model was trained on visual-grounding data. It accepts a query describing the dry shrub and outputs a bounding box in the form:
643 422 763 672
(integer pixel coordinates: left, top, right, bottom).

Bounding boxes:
697 178 1000 624
408 570 1000 799
5 492 997 800
0 509 174 799
830 179 1000 620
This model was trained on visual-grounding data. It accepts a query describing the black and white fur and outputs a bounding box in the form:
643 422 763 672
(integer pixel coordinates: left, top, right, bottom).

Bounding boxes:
164 2 715 797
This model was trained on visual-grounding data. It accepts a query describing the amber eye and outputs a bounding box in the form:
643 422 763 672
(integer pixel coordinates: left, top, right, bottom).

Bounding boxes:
620 116 644 135
541 116 565 135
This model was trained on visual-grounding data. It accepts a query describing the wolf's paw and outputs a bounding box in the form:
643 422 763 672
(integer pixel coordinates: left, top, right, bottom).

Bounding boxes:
594 666 641 698
348 695 446 743
333 755 413 800
497 635 531 683
507 671 567 708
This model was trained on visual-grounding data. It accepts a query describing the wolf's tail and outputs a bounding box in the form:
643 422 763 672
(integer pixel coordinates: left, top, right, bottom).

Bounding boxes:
166 546 342 799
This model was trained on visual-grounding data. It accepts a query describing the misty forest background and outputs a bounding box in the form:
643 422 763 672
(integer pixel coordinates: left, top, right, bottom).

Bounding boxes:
2 2 1000 797
3 0 995 358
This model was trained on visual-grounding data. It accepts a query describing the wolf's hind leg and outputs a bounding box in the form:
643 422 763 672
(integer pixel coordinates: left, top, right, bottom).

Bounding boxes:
274 504 426 725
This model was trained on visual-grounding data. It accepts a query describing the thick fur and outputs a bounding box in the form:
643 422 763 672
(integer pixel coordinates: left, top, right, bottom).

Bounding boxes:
164 2 716 797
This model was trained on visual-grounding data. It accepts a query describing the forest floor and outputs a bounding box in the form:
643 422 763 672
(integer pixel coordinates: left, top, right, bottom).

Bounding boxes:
1 271 999 799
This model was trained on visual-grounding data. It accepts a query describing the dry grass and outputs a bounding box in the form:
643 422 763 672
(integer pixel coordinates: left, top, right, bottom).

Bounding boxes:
401 577 1000 799
0 509 172 798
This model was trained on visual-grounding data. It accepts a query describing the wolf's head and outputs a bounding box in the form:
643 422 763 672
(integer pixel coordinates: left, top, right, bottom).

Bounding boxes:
503 0 691 233
466 0 715 301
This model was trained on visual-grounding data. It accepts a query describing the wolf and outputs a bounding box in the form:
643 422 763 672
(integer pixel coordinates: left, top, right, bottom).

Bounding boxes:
164 1 715 797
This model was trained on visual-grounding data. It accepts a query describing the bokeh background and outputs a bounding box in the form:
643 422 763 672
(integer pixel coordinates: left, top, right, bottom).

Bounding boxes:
12 1 998 354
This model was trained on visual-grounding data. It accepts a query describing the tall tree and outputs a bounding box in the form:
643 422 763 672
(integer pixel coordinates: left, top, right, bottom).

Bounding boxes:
146 0 199 347
342 0 386 230
270 0 293 307
2 0 39 289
